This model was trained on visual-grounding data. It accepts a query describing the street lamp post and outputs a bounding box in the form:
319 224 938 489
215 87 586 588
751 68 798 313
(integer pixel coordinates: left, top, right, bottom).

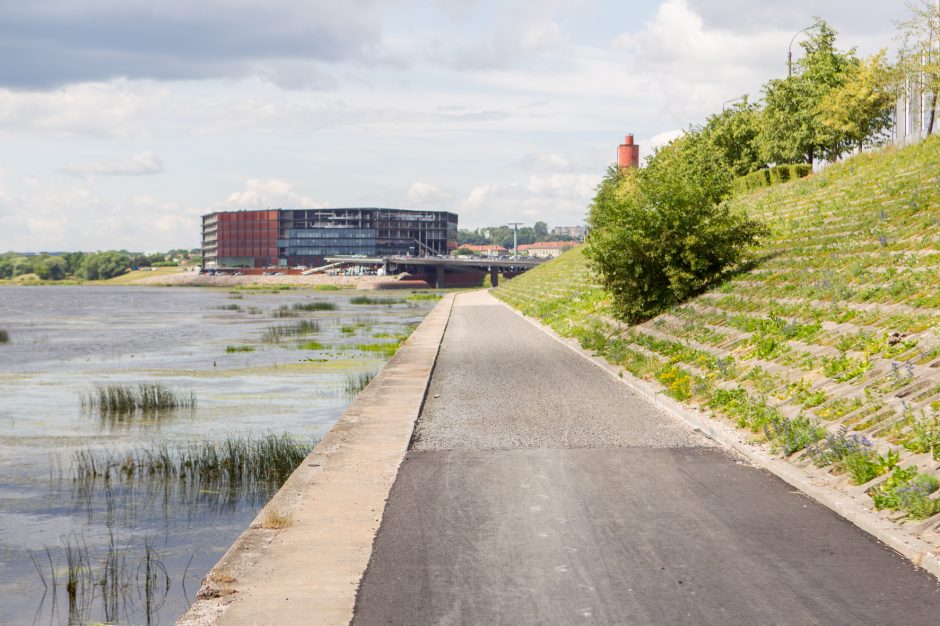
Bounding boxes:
507 222 523 258
788 24 819 77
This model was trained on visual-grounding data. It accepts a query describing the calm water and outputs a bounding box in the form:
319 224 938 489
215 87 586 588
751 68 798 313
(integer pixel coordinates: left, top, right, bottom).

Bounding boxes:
0 286 435 625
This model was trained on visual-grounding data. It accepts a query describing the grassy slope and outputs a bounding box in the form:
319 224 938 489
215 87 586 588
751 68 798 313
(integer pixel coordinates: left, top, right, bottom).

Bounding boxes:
495 136 940 527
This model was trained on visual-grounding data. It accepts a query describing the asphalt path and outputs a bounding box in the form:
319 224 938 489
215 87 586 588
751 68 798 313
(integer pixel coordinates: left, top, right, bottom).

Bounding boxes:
353 292 940 625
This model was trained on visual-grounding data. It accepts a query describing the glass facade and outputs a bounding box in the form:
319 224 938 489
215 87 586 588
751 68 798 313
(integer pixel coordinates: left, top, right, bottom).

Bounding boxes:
202 208 457 268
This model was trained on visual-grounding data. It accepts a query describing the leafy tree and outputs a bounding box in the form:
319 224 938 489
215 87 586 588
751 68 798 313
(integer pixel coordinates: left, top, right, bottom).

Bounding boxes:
818 50 895 153
534 221 549 237
61 252 85 275
586 131 766 323
897 0 940 135
759 19 859 164
79 251 131 280
701 101 765 177
35 256 67 280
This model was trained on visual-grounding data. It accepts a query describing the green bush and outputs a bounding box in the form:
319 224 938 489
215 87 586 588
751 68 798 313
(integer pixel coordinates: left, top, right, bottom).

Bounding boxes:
733 164 812 194
586 133 767 323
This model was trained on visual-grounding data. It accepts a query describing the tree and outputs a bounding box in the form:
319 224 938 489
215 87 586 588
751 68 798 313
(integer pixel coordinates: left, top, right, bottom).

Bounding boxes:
702 101 765 177
897 0 940 135
818 50 895 153
79 251 131 280
534 221 549 237
35 256 67 280
586 131 766 323
758 19 859 164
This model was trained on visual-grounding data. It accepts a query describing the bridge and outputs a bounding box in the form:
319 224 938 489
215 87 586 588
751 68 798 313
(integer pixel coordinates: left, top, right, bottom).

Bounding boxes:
320 255 545 287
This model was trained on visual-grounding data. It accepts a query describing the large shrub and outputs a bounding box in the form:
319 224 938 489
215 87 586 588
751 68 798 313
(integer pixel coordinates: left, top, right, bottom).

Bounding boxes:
586 131 766 323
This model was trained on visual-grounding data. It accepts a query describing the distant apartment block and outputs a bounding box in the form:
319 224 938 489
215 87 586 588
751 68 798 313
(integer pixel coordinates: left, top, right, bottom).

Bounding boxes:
517 241 577 259
202 208 458 268
550 226 587 241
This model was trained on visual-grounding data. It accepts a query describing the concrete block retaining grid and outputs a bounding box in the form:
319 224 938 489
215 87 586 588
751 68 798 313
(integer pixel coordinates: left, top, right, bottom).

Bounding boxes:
176 294 455 626
495 292 940 582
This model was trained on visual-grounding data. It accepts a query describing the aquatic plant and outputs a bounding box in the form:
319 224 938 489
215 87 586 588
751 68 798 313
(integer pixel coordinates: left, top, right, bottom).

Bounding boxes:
350 295 403 305
344 372 376 397
299 340 327 350
215 304 242 311
69 433 312 487
81 383 196 415
355 342 401 358
0 329 9 343
262 320 320 343
225 345 255 353
291 301 337 311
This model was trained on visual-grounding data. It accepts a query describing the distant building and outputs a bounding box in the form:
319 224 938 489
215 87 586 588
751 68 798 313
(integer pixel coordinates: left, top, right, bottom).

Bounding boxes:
202 208 458 268
457 244 508 257
550 226 587 241
517 241 577 259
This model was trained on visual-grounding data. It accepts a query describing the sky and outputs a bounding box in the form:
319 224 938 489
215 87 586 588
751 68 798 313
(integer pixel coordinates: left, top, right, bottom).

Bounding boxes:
0 0 906 252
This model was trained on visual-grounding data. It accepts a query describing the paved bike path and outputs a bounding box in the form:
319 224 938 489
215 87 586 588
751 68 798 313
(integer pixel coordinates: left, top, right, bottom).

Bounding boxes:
353 291 939 625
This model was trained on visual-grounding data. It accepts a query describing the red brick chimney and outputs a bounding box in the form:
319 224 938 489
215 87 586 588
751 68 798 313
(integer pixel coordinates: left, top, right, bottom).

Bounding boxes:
618 134 640 169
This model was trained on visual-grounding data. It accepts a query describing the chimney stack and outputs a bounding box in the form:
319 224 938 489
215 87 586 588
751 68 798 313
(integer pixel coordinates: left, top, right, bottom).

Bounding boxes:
618 134 640 169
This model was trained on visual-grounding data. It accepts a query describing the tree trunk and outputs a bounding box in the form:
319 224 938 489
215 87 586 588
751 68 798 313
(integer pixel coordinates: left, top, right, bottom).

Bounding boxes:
928 93 937 136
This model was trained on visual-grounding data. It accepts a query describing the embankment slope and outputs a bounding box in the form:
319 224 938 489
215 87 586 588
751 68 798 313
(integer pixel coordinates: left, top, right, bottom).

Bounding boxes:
495 136 940 545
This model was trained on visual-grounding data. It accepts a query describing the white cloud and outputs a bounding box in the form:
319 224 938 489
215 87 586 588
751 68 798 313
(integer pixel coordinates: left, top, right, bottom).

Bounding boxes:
405 182 452 207
217 179 326 210
643 129 684 156
61 150 164 177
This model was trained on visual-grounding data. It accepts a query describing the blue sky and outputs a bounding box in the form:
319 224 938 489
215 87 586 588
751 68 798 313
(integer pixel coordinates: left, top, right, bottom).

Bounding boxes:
0 0 903 251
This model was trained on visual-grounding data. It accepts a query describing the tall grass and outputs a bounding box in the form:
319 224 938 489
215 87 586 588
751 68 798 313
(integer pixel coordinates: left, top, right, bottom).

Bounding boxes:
350 295 403 305
262 320 320 343
344 372 375 397
290 301 337 311
0 329 8 343
81 384 196 415
225 345 255 353
70 433 312 487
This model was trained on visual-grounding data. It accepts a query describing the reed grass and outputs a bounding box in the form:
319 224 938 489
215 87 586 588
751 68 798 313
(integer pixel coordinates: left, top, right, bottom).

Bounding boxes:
225 345 255 353
344 372 376 397
291 301 337 311
0 329 9 343
215 304 242 311
81 383 196 414
350 295 403 305
262 320 320 343
271 308 300 318
407 293 443 301
70 433 313 487
299 340 327 350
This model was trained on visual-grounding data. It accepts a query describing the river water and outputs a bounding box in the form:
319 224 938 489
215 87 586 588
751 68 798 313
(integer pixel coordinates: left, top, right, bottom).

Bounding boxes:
0 286 435 625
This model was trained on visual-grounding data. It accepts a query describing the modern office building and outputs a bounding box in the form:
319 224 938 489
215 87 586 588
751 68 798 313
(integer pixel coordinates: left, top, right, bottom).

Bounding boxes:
202 208 458 268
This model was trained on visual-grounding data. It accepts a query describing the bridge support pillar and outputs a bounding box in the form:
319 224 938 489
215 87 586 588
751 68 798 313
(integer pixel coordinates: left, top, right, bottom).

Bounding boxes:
435 265 445 288
490 266 499 288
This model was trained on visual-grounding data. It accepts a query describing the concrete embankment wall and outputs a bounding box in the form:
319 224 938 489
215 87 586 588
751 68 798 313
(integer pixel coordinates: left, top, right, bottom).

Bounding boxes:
178 294 455 626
